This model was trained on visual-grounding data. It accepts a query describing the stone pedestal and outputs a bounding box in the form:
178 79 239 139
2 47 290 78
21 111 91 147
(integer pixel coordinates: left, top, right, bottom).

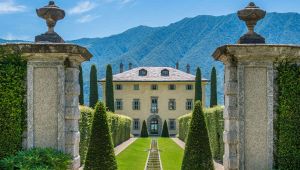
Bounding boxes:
212 44 300 170
1 43 92 170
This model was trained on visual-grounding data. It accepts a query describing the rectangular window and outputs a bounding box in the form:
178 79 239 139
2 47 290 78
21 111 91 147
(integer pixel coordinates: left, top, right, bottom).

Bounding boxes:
186 84 193 90
132 99 140 110
133 84 140 90
169 119 176 130
151 97 158 113
116 99 123 110
151 84 158 90
186 99 193 110
168 99 176 110
168 84 176 90
133 119 140 130
116 84 123 90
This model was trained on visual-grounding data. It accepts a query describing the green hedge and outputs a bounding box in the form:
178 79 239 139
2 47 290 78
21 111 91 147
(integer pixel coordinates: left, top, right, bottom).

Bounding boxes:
275 62 300 169
178 106 224 161
79 106 131 165
0 48 27 160
0 148 71 170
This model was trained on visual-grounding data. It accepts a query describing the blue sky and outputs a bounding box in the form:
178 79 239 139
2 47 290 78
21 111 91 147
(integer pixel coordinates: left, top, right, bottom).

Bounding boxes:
0 0 299 41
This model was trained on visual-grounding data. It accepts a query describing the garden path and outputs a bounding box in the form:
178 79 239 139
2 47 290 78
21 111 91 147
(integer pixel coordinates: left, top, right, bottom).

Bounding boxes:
172 138 224 170
114 137 137 156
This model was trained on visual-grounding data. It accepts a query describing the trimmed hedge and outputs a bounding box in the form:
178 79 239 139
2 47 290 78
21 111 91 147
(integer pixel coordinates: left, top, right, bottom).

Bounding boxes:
178 106 224 161
161 120 169 137
140 120 149 137
79 105 131 165
0 148 71 170
0 48 27 160
275 62 300 169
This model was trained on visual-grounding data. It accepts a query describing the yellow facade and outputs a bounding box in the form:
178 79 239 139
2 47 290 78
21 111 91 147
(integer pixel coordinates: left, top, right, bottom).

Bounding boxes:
101 81 207 136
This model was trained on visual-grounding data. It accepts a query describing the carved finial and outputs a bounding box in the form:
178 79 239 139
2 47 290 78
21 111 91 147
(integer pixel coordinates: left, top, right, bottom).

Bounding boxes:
237 2 266 44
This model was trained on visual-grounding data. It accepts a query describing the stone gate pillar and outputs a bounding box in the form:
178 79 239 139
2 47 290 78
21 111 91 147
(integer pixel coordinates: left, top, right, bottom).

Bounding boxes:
212 3 300 170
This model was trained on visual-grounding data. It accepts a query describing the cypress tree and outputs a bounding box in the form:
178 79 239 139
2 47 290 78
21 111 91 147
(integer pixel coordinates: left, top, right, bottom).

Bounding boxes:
89 65 98 108
79 65 84 105
140 120 148 137
161 120 169 137
105 64 115 112
195 67 202 102
84 102 117 170
210 67 218 107
181 101 214 170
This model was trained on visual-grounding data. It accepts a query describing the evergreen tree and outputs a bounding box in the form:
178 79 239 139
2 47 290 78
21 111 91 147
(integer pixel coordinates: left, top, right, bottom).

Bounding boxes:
79 65 84 105
140 120 148 137
181 101 214 170
89 65 98 108
161 120 169 137
195 67 202 102
84 102 117 170
210 67 218 107
105 64 115 112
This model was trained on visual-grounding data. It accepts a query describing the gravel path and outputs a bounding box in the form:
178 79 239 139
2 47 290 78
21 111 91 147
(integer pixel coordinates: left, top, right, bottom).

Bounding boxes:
114 138 138 156
171 138 224 170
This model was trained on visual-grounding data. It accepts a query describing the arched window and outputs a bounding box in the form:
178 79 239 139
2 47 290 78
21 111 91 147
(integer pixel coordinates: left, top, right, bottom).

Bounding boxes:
161 69 169 76
139 69 147 76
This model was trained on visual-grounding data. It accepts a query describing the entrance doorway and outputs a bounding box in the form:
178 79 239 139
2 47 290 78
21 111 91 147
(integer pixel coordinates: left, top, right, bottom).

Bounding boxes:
150 118 159 135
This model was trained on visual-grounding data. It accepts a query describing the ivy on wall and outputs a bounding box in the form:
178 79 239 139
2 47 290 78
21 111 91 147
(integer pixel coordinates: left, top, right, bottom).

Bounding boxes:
0 48 27 159
276 61 300 169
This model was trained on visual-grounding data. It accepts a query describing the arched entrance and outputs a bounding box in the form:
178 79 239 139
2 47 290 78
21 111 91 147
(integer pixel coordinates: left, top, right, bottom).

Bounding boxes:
150 118 159 134
147 115 162 136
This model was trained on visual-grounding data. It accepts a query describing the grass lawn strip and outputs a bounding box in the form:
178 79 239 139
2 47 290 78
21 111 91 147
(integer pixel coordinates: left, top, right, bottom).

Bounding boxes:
116 138 151 170
158 138 184 170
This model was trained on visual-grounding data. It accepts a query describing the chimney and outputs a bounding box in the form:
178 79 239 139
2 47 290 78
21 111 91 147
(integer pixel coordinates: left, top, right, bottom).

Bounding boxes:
176 62 179 69
120 62 124 73
186 64 190 74
129 63 133 70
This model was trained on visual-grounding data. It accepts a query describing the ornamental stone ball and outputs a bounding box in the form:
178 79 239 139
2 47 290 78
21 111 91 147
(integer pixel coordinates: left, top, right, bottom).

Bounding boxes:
35 1 65 43
237 2 266 44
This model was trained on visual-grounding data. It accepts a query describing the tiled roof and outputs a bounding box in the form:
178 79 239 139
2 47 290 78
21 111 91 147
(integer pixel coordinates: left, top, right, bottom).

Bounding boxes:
100 67 208 82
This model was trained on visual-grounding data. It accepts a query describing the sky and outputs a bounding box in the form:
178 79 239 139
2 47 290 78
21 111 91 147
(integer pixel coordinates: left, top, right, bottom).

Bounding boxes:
0 0 299 41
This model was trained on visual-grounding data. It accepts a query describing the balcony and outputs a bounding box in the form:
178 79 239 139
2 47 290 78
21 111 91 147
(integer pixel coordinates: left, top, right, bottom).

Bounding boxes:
150 107 158 113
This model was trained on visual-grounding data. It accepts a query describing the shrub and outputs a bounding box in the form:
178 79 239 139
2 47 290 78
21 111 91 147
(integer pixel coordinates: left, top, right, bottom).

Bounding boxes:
275 62 300 169
89 65 98 108
0 48 27 160
106 64 115 112
85 102 117 170
181 101 214 170
195 67 202 102
210 67 218 107
178 106 224 161
79 106 94 165
79 106 131 166
0 148 71 170
161 120 170 137
140 120 148 137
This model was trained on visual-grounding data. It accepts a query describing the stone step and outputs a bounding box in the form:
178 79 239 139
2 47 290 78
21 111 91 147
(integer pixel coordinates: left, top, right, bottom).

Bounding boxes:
145 139 163 170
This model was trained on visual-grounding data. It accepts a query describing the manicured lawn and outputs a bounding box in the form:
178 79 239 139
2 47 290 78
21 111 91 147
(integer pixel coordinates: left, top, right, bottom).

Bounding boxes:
116 138 151 170
158 138 184 170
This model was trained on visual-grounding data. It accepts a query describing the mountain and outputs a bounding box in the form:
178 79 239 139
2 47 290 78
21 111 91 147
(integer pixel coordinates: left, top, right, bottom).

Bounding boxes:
2 12 300 106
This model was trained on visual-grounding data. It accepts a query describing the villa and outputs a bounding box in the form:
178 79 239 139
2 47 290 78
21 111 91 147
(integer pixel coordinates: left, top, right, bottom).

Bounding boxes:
100 63 208 136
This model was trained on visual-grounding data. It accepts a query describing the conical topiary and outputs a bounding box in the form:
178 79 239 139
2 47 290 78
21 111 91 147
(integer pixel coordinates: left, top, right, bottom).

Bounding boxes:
89 65 98 108
105 64 115 112
84 102 117 170
195 67 202 102
210 67 218 107
161 120 169 137
79 65 84 105
181 101 214 170
140 120 148 137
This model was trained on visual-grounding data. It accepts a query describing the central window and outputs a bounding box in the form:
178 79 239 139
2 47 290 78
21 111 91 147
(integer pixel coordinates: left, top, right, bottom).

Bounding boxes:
133 119 140 130
116 99 123 110
151 84 158 90
169 119 176 130
168 99 176 110
186 99 193 110
186 84 193 90
132 99 140 110
168 84 176 90
133 84 139 90
151 97 158 113
161 69 169 76
115 84 123 90
139 69 147 76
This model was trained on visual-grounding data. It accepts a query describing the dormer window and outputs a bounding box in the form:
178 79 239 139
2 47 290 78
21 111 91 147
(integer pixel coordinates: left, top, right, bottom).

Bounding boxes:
161 69 169 76
139 69 147 76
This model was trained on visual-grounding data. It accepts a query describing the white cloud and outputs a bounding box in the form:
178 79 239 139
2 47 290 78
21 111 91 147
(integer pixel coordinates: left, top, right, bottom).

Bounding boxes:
0 0 26 14
103 0 135 5
77 14 100 23
69 1 96 15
